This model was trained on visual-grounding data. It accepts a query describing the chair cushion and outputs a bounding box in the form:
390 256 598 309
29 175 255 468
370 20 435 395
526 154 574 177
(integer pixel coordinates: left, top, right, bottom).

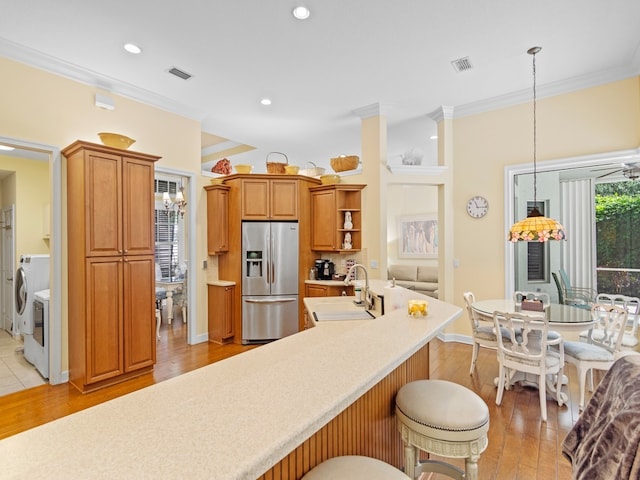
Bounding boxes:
580 328 638 348
547 330 562 342
396 380 489 442
475 325 499 342
563 341 615 362
302 456 410 480
388 265 418 282
417 266 438 282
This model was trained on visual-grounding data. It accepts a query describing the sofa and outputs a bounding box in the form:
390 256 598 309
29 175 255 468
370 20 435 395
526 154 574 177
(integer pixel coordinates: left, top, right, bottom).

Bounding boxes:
388 264 439 298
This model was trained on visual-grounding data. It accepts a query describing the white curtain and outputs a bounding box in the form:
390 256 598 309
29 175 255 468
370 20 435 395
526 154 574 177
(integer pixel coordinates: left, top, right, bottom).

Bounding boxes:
560 179 596 291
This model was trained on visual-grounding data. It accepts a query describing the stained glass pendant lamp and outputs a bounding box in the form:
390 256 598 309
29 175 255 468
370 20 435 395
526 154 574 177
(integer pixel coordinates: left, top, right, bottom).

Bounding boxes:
508 47 566 242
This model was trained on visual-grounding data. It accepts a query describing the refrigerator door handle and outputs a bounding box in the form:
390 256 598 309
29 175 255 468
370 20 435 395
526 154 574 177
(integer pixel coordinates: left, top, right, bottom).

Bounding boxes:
245 298 297 304
270 231 275 285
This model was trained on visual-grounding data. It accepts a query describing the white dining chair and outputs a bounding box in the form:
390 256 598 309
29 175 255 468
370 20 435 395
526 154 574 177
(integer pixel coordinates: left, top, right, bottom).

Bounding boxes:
493 310 565 422
579 293 639 350
561 303 629 411
464 292 513 375
513 290 563 345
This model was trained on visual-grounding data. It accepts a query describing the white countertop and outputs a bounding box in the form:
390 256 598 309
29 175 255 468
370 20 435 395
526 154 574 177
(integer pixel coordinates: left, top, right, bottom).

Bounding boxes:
0 288 461 480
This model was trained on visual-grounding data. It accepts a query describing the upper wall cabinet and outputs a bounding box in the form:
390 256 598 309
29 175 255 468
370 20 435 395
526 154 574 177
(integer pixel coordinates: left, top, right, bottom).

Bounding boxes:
240 178 298 220
205 184 230 254
310 184 365 252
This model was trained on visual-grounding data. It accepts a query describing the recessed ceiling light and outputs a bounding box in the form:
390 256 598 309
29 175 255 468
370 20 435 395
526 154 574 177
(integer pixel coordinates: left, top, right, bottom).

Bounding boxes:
292 6 310 20
123 43 142 54
261 98 272 106
0 145 15 151
430 135 438 140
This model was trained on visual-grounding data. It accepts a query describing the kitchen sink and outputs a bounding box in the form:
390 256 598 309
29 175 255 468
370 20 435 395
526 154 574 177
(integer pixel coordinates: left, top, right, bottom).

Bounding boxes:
307 296 378 321
313 310 375 321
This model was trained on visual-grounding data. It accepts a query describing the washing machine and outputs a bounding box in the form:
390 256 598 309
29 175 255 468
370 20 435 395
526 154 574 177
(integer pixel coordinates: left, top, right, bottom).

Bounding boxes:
14 254 50 336
25 289 49 378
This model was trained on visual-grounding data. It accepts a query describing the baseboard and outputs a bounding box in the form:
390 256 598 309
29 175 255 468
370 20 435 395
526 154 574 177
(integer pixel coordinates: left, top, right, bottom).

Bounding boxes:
437 331 473 345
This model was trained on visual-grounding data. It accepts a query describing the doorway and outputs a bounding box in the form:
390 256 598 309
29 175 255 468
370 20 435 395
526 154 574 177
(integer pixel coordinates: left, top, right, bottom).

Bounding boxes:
1 206 14 334
0 136 58 394
506 147 640 298
154 171 190 341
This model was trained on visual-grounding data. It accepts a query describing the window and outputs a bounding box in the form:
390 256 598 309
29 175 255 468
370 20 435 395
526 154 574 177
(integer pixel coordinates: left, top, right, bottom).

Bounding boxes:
154 176 184 282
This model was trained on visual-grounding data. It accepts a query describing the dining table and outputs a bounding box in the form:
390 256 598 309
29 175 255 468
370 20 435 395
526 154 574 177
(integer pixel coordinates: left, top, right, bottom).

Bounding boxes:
471 298 597 405
156 279 185 324
471 299 596 333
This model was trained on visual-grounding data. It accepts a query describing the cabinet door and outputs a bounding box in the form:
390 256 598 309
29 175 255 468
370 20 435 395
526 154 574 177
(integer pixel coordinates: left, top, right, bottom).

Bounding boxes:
122 158 155 255
208 284 235 343
206 186 229 254
310 190 337 250
222 285 235 340
270 179 298 220
326 285 354 297
86 257 124 384
85 151 122 256
123 255 156 371
305 284 328 297
241 179 270 219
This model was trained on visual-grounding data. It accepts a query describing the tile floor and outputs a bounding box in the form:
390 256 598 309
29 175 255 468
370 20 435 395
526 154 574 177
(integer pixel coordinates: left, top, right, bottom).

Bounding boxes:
0 329 46 396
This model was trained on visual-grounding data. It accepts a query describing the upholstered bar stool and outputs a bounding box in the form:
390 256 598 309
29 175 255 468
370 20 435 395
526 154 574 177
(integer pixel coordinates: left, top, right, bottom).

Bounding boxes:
302 455 410 479
395 380 490 480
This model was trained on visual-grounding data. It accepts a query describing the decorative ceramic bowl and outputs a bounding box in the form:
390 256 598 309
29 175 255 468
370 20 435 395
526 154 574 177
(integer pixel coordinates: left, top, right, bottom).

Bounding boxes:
235 164 253 174
320 174 340 185
209 178 225 185
284 165 300 175
98 132 136 149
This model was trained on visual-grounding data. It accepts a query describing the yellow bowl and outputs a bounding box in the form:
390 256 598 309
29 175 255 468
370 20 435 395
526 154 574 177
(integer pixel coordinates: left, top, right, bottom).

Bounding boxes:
235 164 253 174
98 132 136 149
209 178 225 185
320 174 340 185
284 165 300 175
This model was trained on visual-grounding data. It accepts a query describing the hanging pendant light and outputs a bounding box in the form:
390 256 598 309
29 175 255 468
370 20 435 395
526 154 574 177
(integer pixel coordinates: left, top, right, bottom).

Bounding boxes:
508 46 566 242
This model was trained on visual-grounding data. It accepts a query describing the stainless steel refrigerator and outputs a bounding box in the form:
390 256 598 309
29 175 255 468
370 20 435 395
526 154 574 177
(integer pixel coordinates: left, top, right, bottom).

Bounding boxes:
241 221 299 344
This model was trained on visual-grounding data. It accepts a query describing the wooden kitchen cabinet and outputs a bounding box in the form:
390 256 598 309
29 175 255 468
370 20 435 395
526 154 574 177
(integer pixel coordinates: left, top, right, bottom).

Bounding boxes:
305 283 354 297
208 284 235 344
64 140 159 393
310 184 365 252
205 184 230 254
241 178 298 220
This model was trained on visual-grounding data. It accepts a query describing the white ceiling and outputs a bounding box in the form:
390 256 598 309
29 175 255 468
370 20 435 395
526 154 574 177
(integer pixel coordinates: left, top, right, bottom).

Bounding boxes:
1 0 640 173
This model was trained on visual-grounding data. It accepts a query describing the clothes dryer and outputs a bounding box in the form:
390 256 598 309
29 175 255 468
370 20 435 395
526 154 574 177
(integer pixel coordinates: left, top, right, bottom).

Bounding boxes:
14 254 50 336
25 289 50 378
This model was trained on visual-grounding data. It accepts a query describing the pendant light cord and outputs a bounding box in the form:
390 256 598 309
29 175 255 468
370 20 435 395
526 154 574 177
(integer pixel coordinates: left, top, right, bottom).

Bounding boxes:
532 49 537 206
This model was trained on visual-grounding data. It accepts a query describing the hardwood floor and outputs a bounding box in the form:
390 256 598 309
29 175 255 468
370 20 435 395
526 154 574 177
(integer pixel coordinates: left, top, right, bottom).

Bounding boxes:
0 322 587 479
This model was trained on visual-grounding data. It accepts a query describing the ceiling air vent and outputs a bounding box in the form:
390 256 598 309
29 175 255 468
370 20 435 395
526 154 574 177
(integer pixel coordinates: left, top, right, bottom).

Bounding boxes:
451 56 473 73
168 67 192 80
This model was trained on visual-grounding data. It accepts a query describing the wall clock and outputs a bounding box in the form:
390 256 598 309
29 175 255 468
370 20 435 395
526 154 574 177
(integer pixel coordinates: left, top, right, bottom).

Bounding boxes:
466 196 489 218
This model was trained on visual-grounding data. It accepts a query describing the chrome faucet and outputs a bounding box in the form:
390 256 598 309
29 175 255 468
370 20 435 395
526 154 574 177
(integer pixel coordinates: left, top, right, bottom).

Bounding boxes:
344 263 373 310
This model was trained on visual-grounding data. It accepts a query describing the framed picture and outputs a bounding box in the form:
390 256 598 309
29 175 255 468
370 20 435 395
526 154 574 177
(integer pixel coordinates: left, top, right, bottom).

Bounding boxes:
398 214 438 258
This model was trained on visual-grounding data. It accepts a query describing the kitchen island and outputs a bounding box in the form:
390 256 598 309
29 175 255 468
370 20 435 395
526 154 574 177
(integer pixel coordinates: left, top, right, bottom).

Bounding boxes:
0 288 460 479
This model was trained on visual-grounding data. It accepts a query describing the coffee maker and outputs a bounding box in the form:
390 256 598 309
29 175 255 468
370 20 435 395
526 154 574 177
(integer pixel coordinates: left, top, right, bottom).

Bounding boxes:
315 259 335 280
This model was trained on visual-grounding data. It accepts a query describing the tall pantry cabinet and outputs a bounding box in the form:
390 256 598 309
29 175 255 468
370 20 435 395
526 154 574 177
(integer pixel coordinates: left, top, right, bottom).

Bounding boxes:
63 140 160 393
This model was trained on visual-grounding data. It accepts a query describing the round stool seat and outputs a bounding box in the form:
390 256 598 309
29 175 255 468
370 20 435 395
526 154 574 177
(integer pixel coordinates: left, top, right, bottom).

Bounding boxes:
396 379 489 442
396 380 489 480
302 455 410 480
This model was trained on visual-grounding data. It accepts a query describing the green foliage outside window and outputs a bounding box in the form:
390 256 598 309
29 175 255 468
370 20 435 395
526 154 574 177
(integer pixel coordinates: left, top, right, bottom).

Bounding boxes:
595 181 640 295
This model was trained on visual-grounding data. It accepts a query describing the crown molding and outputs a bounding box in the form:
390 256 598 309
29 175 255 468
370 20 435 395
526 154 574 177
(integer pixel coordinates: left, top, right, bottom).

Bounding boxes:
453 64 640 119
0 37 208 121
352 102 394 119
428 106 454 123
